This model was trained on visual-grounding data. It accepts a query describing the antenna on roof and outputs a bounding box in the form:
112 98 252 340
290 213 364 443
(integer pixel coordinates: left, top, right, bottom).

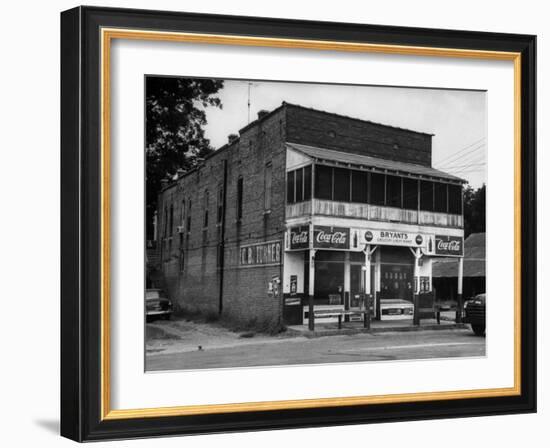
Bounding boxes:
247 82 252 124
247 82 259 124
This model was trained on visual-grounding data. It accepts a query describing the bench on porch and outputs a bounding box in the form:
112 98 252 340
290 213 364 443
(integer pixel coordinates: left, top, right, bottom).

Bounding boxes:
312 308 370 330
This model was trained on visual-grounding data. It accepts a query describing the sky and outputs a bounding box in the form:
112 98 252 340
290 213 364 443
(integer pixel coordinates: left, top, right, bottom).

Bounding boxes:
202 79 487 188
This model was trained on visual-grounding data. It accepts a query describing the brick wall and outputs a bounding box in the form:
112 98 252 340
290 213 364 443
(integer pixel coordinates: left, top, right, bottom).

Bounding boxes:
285 104 433 166
157 108 287 327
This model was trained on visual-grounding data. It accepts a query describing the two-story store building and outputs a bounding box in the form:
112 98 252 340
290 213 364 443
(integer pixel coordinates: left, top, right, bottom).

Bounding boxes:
157 102 465 329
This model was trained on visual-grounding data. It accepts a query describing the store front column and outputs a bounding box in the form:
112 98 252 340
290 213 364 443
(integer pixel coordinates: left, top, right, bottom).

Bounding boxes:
456 256 464 323
411 247 422 325
308 249 317 330
344 252 350 320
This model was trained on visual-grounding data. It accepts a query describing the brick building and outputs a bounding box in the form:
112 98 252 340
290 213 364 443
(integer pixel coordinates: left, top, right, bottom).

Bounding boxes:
156 102 465 328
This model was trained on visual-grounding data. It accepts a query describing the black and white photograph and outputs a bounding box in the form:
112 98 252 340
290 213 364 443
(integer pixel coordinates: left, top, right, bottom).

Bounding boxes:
145 77 487 371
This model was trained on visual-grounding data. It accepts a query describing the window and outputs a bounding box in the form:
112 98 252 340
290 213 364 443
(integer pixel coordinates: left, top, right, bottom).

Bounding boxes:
163 206 168 238
402 178 418 210
179 234 184 272
203 190 209 228
315 165 333 200
434 182 448 213
370 173 385 205
237 176 243 220
295 167 303 202
169 204 174 236
264 163 272 210
386 175 402 208
181 200 185 226
448 184 462 214
420 181 434 211
286 170 295 204
303 165 312 200
286 166 312 204
351 170 368 203
217 186 223 223
333 168 350 201
186 200 192 232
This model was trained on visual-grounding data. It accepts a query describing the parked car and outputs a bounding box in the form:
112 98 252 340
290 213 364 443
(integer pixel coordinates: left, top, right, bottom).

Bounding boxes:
463 293 486 336
145 289 173 322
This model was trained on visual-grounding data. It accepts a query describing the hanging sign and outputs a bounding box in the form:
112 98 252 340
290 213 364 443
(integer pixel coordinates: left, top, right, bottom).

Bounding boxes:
433 235 464 257
351 228 428 249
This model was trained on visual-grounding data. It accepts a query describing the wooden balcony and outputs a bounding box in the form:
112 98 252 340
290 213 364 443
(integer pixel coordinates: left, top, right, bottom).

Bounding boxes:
286 199 463 228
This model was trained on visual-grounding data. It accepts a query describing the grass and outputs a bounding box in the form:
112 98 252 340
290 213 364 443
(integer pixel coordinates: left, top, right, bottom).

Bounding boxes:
173 306 286 336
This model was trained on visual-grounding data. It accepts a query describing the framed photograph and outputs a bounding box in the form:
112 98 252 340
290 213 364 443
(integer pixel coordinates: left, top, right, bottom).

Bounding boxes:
60 6 536 442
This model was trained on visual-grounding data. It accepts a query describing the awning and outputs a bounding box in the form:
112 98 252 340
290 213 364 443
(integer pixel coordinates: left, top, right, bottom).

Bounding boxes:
286 142 465 183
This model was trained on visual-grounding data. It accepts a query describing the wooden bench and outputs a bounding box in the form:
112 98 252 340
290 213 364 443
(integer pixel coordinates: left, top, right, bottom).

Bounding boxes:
312 308 370 330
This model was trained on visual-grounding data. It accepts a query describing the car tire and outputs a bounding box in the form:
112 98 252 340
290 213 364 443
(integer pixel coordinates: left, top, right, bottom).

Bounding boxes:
471 324 485 336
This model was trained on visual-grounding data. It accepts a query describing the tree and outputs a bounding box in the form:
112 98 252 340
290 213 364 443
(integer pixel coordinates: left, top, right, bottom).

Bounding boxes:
146 77 224 239
463 183 486 238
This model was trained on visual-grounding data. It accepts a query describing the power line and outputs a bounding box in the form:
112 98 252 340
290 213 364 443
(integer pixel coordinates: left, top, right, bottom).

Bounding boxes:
434 137 486 166
436 143 486 169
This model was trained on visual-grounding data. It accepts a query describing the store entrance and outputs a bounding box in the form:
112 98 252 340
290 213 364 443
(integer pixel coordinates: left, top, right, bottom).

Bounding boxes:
380 264 413 302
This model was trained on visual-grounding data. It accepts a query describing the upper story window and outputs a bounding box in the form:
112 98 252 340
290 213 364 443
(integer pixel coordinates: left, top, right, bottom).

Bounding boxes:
403 178 419 210
434 182 448 213
287 165 312 204
203 190 209 228
217 186 224 223
180 200 185 226
264 163 272 211
386 175 402 208
370 173 385 206
163 206 168 238
169 204 174 236
308 164 461 214
420 180 434 211
186 200 192 233
314 165 332 200
237 176 243 221
351 170 368 203
448 184 462 214
333 168 350 202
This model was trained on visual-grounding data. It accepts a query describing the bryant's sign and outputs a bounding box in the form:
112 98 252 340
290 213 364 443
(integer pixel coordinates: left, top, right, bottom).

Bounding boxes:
352 228 429 249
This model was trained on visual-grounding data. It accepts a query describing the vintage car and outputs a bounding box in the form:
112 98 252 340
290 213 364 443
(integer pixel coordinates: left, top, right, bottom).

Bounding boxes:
463 293 486 336
145 289 173 322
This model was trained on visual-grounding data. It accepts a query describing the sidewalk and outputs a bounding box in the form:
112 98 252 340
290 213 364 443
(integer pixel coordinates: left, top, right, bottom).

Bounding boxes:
287 314 466 338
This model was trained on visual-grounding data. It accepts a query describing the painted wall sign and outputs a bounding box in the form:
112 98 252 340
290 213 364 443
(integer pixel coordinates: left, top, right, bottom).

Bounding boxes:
313 226 350 249
352 228 428 249
434 235 464 257
239 240 282 267
289 226 309 250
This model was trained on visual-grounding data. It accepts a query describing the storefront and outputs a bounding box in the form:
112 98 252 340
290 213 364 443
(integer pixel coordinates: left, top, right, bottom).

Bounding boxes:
283 224 463 326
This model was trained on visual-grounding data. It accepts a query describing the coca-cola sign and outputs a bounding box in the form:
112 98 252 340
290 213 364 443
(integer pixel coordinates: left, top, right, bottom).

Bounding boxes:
289 226 309 250
313 226 350 249
434 235 464 256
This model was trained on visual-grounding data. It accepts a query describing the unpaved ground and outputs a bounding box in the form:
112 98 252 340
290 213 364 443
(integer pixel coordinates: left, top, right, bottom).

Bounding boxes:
145 317 302 356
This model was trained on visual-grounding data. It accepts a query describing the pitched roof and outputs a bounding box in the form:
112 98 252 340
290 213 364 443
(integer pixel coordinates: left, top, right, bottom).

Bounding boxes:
432 233 486 278
287 142 465 183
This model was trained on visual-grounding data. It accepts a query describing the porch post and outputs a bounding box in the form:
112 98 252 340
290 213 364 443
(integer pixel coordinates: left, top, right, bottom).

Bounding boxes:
456 256 464 323
364 245 371 297
308 248 316 331
412 247 421 326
